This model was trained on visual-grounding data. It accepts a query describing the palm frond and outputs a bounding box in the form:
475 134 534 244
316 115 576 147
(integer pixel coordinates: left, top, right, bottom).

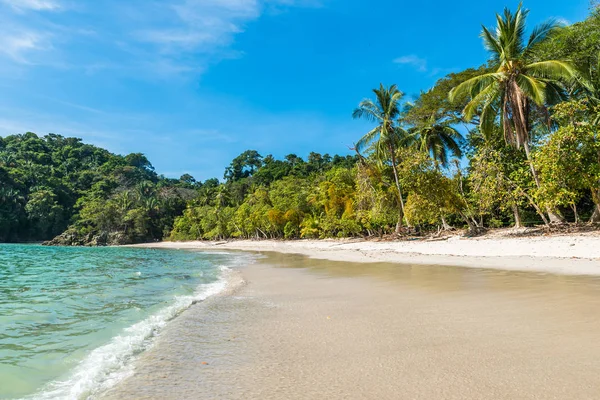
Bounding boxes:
440 128 463 158
524 19 561 55
481 25 503 62
449 72 504 103
511 3 528 55
462 81 499 121
525 60 576 81
352 100 382 123
540 80 569 105
355 127 381 153
480 102 498 141
516 74 547 105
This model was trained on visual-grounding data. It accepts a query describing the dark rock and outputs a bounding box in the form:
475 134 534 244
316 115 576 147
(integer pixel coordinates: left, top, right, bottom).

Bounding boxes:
44 229 133 246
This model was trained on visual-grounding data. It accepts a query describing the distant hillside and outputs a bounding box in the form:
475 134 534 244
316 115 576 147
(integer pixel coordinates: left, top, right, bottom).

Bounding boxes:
0 132 197 244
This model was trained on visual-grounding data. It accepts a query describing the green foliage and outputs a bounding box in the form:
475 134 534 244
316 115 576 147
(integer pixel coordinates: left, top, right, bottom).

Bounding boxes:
352 83 414 230
398 150 467 227
25 189 65 239
170 155 363 241
404 66 490 125
0 132 193 244
224 150 263 182
354 164 398 235
535 100 600 217
468 145 530 224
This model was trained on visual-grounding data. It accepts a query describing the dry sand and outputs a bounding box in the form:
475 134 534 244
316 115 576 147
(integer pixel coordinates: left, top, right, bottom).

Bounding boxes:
128 232 600 275
100 247 600 399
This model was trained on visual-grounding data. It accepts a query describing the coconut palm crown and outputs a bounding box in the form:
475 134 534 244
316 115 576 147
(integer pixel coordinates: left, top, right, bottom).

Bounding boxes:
449 3 577 150
352 84 408 154
410 112 463 168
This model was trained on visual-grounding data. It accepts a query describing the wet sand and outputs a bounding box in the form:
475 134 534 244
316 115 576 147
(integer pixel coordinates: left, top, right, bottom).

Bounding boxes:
101 253 600 400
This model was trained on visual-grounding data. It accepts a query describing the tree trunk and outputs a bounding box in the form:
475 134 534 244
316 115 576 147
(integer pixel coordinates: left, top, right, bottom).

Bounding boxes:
590 188 600 223
590 204 600 223
459 211 478 234
513 184 549 227
440 214 452 230
454 166 479 228
571 204 579 224
522 140 540 187
389 144 409 232
511 203 523 228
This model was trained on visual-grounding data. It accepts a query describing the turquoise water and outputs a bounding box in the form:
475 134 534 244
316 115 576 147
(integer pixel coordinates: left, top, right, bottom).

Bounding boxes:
0 244 242 400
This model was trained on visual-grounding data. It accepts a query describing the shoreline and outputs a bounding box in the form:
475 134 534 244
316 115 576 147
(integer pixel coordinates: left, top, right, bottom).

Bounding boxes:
128 232 600 276
100 252 600 399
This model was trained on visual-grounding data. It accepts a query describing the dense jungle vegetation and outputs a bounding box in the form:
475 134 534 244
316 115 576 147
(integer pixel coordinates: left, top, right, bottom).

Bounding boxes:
1 4 600 244
0 133 197 244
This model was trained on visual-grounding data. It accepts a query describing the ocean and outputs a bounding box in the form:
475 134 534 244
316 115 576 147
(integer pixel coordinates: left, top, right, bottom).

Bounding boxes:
0 244 244 400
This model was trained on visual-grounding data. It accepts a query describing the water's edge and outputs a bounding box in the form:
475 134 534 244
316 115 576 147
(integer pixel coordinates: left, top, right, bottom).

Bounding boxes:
21 251 251 400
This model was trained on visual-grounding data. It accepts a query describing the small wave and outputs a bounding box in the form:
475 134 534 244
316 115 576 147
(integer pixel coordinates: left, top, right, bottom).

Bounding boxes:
27 266 233 400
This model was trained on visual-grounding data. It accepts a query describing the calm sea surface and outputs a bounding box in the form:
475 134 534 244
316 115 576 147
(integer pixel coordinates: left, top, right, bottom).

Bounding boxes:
0 244 243 400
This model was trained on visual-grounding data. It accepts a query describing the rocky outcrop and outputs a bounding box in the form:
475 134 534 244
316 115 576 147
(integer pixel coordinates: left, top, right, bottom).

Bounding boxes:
43 230 132 246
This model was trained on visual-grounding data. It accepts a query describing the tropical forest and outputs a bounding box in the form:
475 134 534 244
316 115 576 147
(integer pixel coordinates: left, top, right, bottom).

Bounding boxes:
1 4 599 245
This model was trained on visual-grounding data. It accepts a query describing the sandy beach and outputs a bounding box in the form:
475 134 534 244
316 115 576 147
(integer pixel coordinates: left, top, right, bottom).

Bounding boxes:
128 232 600 276
99 238 600 399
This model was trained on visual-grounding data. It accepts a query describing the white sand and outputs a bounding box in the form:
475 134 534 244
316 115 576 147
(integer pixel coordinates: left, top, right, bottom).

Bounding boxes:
129 232 600 275
101 255 600 399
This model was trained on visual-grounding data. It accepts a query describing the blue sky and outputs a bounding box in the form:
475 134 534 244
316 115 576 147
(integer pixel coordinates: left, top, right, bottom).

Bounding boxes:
0 0 592 181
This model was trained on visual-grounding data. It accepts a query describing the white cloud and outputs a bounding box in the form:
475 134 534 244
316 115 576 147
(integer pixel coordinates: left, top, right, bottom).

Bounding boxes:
0 31 51 63
0 0 61 11
136 30 220 51
121 0 322 75
134 0 261 54
0 0 323 77
393 54 427 72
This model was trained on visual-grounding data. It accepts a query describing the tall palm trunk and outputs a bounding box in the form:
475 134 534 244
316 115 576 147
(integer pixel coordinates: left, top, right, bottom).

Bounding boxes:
388 143 409 232
509 83 564 224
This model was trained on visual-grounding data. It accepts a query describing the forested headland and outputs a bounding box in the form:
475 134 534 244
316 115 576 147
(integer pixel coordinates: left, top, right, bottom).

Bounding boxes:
1 5 600 245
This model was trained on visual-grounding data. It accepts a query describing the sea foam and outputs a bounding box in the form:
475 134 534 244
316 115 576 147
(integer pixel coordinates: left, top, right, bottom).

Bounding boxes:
27 265 233 400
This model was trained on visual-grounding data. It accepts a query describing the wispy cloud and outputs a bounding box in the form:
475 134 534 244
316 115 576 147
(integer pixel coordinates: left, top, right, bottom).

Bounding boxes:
393 54 427 72
129 0 287 70
0 0 322 78
0 30 52 64
0 0 62 11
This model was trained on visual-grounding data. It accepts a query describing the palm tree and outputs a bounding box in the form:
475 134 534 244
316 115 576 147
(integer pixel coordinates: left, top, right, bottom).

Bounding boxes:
353 83 412 232
116 191 133 213
449 3 577 223
136 181 154 202
143 197 160 213
411 112 463 168
407 112 464 230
